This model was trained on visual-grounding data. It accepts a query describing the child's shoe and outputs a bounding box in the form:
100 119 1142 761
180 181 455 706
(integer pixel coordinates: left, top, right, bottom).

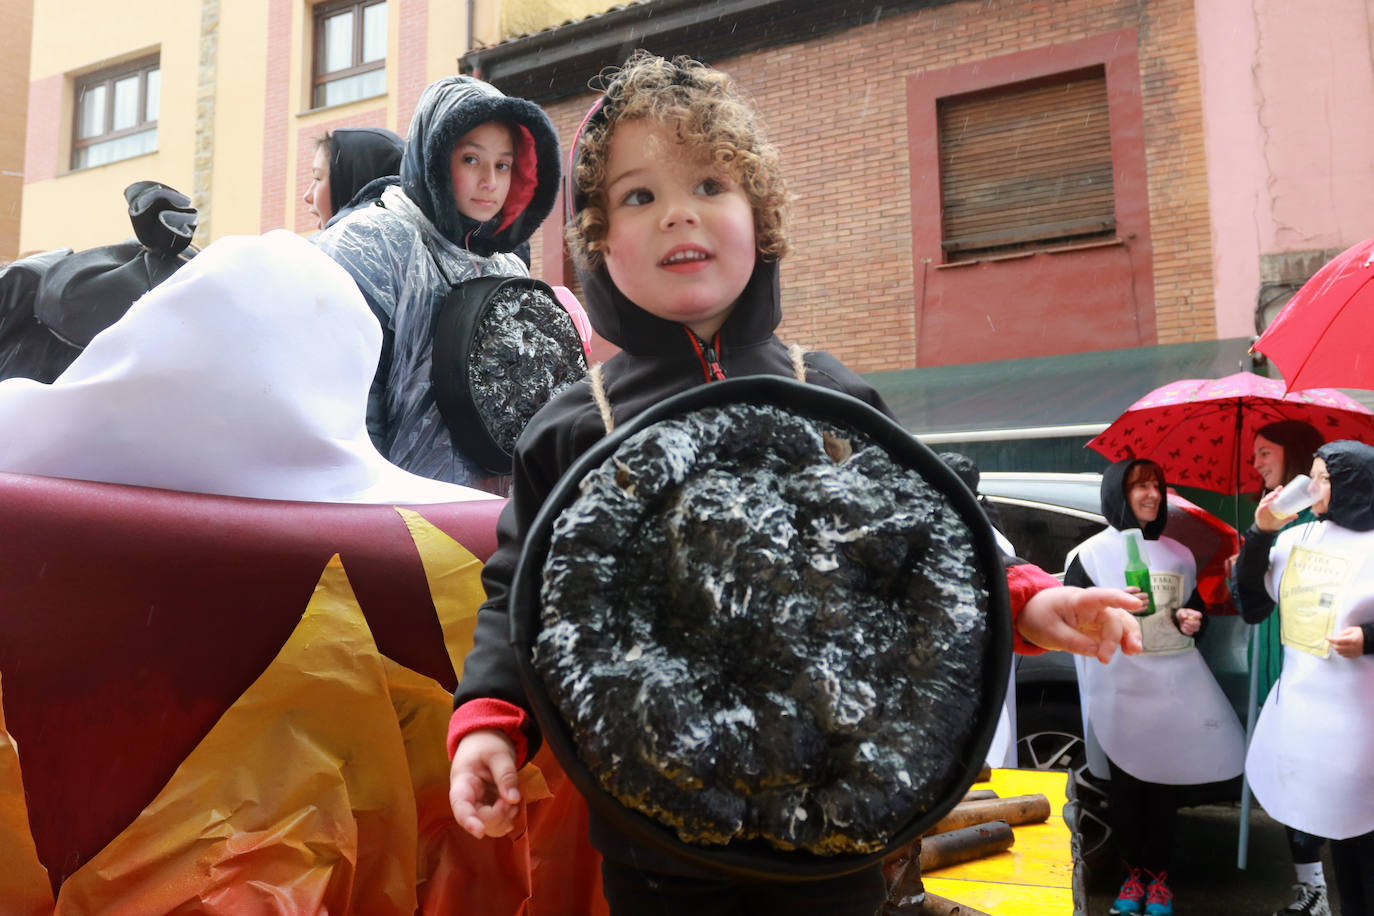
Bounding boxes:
1143 870 1173 916
1109 867 1147 915
1274 882 1331 916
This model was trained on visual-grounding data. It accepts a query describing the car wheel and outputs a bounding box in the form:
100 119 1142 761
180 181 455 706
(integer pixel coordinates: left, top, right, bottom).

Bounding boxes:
1015 701 1086 771
1066 762 1117 885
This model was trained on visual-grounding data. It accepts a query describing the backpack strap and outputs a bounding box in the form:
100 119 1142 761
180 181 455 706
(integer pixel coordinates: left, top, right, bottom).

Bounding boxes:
588 362 614 434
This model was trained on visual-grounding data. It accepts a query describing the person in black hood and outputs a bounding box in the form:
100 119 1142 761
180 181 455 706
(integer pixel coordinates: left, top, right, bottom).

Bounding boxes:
446 52 1146 915
1236 440 1374 915
1065 459 1244 916
314 76 560 493
303 126 405 230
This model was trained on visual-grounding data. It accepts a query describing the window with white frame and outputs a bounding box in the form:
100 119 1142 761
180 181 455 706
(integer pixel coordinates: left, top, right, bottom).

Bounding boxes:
313 0 387 109
72 56 160 170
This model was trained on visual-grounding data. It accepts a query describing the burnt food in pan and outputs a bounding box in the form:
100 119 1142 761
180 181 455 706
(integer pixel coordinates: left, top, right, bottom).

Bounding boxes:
535 402 989 855
470 284 586 455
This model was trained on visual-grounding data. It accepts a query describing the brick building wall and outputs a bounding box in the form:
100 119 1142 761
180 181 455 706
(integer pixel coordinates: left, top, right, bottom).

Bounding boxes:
259 0 292 232
395 0 426 137
536 0 1212 374
21 75 60 188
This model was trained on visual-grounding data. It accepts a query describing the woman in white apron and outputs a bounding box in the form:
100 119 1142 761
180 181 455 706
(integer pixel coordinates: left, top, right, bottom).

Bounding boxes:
1064 459 1245 916
1236 440 1374 915
1232 420 1331 916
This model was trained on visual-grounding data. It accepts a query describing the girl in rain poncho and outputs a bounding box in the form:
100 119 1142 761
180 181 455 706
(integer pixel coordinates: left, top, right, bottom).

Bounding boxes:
315 76 561 495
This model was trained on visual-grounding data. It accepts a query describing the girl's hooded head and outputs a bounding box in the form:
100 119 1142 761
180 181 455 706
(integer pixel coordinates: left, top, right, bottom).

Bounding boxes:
1314 440 1374 531
327 127 404 216
563 52 792 353
1101 458 1169 539
400 76 560 256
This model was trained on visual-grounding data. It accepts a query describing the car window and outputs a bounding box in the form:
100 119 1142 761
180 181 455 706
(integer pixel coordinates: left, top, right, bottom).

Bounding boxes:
986 498 1104 575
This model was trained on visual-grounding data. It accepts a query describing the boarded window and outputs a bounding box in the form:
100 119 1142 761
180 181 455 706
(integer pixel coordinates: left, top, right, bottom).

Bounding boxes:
938 69 1115 262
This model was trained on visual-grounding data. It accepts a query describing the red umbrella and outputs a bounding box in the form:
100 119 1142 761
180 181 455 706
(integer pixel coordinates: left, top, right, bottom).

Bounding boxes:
1252 236 1374 392
1086 370 1374 494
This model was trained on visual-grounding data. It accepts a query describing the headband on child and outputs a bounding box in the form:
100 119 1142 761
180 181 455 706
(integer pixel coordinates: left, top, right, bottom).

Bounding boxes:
564 56 715 219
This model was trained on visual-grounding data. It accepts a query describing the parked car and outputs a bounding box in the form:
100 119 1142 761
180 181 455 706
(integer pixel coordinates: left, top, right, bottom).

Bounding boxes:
978 472 1250 866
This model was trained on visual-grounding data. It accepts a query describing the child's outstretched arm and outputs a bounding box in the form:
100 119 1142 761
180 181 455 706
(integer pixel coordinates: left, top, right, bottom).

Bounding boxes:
449 728 523 838
1017 585 1145 663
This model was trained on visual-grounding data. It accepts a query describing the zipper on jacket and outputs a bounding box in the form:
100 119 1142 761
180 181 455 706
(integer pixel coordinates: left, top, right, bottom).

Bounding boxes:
685 328 727 382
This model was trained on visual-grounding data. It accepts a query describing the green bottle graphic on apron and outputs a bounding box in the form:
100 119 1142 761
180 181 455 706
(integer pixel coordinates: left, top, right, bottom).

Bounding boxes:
1123 528 1157 617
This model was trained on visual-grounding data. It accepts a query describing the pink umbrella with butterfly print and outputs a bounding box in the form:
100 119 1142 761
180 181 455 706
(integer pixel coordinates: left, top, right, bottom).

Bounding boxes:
1086 370 1374 495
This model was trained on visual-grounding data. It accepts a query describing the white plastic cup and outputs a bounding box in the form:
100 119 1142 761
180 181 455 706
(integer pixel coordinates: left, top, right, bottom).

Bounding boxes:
1268 474 1317 520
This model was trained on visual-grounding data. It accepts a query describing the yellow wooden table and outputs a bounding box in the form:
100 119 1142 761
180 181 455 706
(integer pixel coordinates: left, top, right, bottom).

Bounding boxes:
921 768 1074 915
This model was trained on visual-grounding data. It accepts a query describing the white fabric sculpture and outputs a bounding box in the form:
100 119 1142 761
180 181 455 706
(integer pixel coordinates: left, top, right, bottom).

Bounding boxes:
0 230 495 505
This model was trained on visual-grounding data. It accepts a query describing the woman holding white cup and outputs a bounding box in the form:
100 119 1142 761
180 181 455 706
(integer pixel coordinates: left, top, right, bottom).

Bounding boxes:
1234 441 1374 915
1232 420 1333 916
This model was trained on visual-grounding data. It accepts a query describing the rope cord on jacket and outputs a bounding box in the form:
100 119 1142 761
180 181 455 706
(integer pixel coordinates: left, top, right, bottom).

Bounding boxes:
588 362 614 434
787 343 808 383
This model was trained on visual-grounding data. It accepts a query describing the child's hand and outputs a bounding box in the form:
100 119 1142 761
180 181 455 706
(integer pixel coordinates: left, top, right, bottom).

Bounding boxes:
1327 625 1366 658
1018 586 1144 663
449 728 522 838
1175 608 1203 636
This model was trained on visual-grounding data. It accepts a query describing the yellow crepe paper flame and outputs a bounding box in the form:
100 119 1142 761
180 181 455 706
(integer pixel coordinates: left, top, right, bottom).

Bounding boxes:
396 507 489 683
0 510 575 914
54 556 418 914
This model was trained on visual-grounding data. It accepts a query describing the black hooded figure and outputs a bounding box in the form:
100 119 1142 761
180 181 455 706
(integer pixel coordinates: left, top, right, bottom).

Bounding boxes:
0 181 196 383
322 127 404 228
1063 458 1244 912
1315 440 1374 531
314 76 560 493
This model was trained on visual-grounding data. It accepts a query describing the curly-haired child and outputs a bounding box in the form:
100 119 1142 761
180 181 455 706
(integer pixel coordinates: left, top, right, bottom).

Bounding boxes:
448 51 1145 915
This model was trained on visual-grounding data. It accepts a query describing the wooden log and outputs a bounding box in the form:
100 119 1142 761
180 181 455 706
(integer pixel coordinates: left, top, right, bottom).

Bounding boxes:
922 793 1051 837
921 891 995 916
960 788 998 802
918 820 1015 872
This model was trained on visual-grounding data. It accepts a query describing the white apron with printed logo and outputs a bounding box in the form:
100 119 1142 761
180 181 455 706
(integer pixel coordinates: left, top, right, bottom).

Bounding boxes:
1071 530 1246 784
1247 522 1374 840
